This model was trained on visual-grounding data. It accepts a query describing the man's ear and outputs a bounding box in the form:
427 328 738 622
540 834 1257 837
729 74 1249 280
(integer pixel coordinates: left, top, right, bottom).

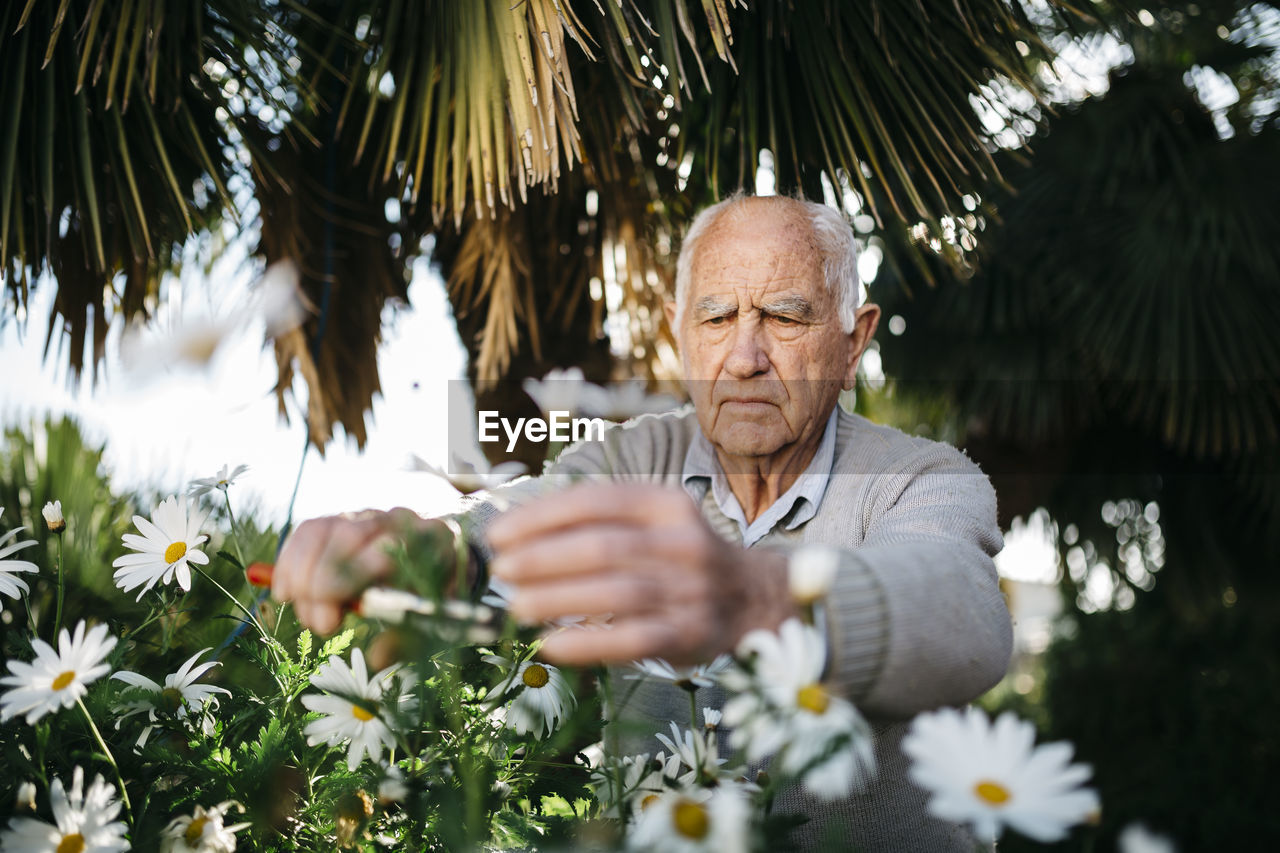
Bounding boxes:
843 303 881 390
663 300 679 343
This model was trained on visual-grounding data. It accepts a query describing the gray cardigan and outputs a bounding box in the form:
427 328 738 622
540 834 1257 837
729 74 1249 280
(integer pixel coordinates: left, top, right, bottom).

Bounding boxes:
463 406 1012 850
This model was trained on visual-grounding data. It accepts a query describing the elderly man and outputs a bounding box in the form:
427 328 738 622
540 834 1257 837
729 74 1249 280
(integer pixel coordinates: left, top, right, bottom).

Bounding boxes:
274 194 1011 850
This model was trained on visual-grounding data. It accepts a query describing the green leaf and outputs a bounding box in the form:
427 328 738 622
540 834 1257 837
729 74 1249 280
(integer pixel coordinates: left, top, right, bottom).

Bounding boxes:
297 629 313 663
216 549 244 572
318 628 355 661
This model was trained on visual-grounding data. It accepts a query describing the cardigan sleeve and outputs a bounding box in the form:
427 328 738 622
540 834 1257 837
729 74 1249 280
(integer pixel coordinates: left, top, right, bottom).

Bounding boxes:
821 444 1012 719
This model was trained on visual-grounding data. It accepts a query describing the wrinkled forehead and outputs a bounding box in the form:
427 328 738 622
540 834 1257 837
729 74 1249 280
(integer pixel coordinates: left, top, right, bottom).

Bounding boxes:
690 205 825 296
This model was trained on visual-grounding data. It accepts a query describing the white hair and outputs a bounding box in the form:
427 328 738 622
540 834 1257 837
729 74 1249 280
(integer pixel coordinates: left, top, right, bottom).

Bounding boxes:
673 194 862 334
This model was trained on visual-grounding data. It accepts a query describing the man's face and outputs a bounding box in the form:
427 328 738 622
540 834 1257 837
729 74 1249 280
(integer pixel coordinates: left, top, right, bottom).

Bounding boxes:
666 201 879 462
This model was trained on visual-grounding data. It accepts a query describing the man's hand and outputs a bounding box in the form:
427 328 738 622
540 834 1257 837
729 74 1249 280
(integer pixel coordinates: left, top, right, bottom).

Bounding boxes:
487 483 798 665
272 507 438 634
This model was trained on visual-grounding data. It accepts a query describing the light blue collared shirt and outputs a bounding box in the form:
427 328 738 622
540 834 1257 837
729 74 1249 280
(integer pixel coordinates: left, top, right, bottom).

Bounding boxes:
680 408 839 547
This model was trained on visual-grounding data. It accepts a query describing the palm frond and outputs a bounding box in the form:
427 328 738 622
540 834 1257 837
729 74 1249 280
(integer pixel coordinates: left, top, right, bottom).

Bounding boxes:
1 0 288 382
681 0 1046 236
876 71 1280 463
340 0 743 228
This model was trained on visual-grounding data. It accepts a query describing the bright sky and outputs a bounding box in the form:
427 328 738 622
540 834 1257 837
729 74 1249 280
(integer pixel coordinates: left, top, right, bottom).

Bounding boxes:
0 242 468 529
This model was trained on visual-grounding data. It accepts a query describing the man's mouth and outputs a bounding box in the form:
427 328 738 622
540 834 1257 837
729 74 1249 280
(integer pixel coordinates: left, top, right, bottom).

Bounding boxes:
720 397 778 406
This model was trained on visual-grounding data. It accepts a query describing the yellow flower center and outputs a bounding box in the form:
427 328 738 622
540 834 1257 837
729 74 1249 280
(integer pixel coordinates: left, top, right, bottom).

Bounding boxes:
56 833 86 853
796 683 831 715
164 541 188 564
184 816 209 846
51 671 76 691
161 687 185 714
974 779 1012 806
639 794 660 811
522 664 550 689
351 703 376 722
672 799 710 840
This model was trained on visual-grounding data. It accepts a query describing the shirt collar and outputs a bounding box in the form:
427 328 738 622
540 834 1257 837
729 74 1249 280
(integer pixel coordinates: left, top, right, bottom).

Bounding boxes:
681 407 839 547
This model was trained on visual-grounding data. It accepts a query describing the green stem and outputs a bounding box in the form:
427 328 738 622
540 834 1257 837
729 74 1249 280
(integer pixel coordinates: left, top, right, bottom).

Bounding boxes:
441 654 484 845
689 689 703 784
77 697 133 821
272 600 290 639
192 565 268 641
53 535 65 639
440 516 469 601
122 604 168 642
20 590 37 637
598 668 626 818
221 490 247 568
161 593 176 654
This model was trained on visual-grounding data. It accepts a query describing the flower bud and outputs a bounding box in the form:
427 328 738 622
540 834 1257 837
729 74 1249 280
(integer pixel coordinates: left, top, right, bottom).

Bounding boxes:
788 545 839 606
246 562 274 588
334 790 373 847
42 500 65 534
15 781 36 811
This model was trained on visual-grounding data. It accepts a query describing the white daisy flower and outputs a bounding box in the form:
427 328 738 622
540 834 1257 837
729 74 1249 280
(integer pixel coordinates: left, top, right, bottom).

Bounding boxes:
0 766 129 853
187 464 249 497
377 763 409 805
41 501 66 534
119 259 305 375
111 496 210 600
901 706 1100 844
301 648 416 772
160 800 250 853
522 366 591 418
721 618 875 800
591 750 685 819
627 782 752 852
0 508 39 611
702 708 722 729
655 722 729 786
0 621 116 724
406 452 526 494
787 545 840 605
111 648 231 746
15 781 37 811
1118 822 1176 853
484 655 576 739
576 382 679 422
627 655 732 691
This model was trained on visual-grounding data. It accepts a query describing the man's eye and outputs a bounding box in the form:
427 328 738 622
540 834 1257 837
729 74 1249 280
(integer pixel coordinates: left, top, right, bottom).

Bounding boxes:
770 315 799 325
705 316 728 325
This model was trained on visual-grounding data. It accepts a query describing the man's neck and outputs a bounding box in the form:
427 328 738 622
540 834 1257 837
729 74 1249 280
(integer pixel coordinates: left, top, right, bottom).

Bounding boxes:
715 429 826 524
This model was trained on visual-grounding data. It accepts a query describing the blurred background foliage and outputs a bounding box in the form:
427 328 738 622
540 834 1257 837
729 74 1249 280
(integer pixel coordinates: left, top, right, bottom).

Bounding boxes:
3 0 1280 848
0 417 283 694
868 2 1280 849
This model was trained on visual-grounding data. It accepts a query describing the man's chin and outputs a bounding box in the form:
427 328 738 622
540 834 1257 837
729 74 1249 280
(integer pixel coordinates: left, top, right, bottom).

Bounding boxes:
709 427 789 461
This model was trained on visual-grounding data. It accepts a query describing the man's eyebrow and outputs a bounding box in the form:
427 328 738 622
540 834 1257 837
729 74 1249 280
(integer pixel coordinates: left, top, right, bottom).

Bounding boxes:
693 297 736 316
760 295 815 319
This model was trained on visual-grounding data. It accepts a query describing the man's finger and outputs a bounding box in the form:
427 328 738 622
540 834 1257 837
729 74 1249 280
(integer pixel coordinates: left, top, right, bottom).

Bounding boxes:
537 618 684 666
296 600 344 636
492 524 654 583
487 483 695 549
313 532 396 600
273 517 334 602
507 571 667 624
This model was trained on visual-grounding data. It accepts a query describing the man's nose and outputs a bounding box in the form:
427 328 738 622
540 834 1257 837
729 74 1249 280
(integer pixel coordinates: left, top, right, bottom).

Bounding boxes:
723 321 770 378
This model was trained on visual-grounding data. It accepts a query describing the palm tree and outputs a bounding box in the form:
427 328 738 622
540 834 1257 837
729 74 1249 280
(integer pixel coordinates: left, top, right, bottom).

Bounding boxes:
1 0 1047 447
869 5 1280 847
